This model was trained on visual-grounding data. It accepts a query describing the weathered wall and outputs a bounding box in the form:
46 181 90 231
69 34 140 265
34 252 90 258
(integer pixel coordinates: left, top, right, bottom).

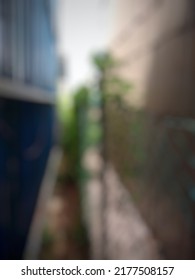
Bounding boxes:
111 0 195 112
108 0 195 259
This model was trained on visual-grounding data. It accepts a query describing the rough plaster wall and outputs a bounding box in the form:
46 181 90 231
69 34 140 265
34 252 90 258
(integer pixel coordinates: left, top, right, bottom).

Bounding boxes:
106 0 195 259
111 0 194 112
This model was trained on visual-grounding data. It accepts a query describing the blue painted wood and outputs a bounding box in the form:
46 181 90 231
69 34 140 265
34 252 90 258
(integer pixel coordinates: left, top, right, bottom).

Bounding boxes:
0 98 55 259
0 0 57 259
0 0 57 92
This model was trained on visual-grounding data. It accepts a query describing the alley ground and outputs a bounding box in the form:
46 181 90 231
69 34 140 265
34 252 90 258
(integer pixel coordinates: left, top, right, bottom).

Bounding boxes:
39 153 162 259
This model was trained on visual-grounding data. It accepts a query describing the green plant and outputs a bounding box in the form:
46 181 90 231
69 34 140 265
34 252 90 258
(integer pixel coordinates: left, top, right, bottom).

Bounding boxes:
92 52 132 108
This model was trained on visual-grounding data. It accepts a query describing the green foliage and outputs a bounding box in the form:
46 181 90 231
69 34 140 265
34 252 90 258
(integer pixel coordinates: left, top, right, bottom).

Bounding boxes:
57 52 133 183
92 52 116 72
92 52 132 108
74 86 89 105
92 51 147 180
57 87 90 181
85 122 102 147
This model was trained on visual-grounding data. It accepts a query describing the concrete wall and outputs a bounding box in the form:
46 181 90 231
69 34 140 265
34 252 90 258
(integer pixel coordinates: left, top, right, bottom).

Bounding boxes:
111 0 195 113
108 0 195 259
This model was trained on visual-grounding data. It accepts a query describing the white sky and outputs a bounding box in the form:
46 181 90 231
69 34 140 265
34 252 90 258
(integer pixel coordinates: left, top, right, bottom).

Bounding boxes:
56 0 116 91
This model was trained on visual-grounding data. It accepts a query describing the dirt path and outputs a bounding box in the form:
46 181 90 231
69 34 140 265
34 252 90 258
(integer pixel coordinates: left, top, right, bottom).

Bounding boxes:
39 182 89 260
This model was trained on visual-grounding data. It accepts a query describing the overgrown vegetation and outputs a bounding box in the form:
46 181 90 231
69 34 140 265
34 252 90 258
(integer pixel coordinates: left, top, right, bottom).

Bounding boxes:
57 51 146 184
